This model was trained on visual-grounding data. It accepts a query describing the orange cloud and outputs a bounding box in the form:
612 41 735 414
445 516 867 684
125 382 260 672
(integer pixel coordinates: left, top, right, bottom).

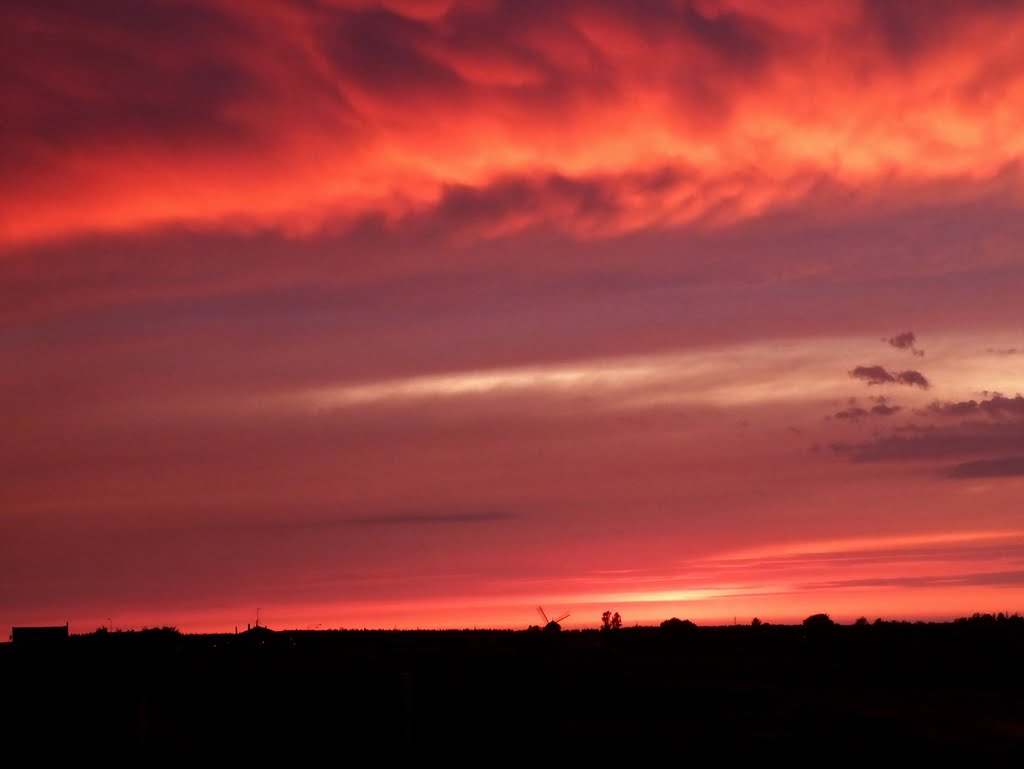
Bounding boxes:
3 0 1024 248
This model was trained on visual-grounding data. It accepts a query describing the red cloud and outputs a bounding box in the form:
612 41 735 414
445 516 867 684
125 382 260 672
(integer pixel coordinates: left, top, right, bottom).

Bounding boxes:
3 0 1024 248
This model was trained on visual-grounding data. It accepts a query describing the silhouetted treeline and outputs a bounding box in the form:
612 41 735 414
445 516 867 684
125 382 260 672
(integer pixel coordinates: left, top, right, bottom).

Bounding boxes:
3 617 1023 762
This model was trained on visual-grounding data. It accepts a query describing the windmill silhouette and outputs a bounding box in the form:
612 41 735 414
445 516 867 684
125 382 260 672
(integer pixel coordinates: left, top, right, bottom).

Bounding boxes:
537 606 570 632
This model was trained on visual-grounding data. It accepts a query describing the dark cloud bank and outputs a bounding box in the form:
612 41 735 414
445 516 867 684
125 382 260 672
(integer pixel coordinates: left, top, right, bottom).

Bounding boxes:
830 394 1024 477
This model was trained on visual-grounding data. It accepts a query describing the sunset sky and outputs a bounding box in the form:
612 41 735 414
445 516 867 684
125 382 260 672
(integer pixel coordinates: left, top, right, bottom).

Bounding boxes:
3 0 1024 636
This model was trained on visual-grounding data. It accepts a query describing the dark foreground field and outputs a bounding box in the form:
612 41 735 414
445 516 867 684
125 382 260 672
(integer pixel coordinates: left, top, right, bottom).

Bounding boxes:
3 619 1024 762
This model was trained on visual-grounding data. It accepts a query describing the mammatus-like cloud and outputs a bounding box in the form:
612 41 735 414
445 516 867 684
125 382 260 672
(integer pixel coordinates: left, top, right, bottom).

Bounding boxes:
887 331 924 356
4 0 1024 247
850 365 930 389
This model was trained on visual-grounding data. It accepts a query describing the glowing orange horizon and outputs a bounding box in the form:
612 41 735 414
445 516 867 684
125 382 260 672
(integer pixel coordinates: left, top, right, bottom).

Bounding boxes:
15 524 1021 637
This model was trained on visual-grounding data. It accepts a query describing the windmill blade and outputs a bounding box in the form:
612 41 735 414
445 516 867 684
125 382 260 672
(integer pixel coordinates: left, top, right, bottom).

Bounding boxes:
553 612 570 624
537 606 550 624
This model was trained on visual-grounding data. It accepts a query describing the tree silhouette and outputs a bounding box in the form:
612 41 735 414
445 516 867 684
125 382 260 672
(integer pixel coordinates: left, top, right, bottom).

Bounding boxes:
601 611 622 631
